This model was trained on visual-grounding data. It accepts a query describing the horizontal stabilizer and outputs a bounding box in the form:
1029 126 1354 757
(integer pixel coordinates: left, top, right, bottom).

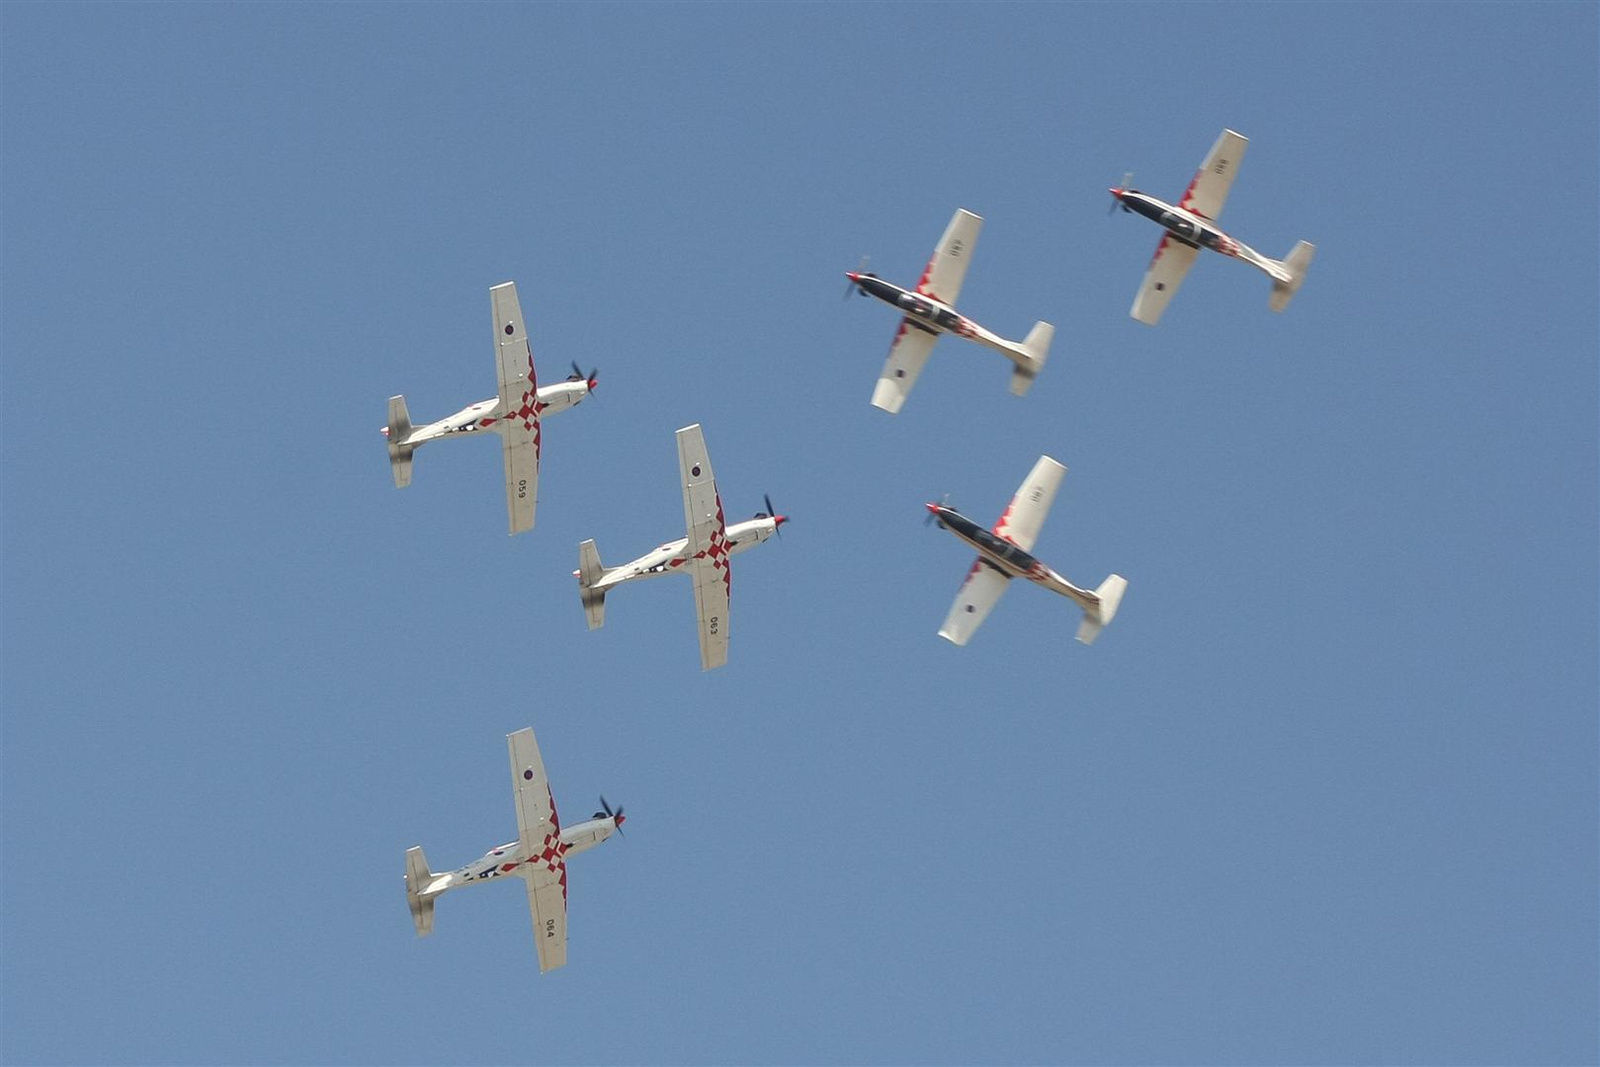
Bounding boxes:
1010 321 1053 396
405 846 437 937
1075 574 1128 646
1268 241 1315 312
386 395 414 489
577 539 607 630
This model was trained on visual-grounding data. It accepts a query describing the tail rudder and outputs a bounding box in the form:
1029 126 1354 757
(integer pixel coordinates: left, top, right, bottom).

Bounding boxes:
577 540 607 630
1268 241 1315 313
1075 574 1128 646
1010 321 1054 397
386 395 415 489
404 846 437 937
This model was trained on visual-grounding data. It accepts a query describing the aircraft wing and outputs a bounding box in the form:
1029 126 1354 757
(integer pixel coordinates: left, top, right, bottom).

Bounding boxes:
1130 235 1200 326
524 871 568 974
507 728 568 973
1177 129 1248 221
938 560 1011 646
677 424 731 671
501 431 538 535
992 455 1066 552
914 208 982 306
870 320 939 414
491 282 540 534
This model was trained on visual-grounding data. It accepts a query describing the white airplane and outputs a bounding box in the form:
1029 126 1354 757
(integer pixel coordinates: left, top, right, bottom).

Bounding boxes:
575 423 785 671
382 281 599 535
404 727 625 975
927 456 1128 646
1110 129 1315 326
846 208 1055 414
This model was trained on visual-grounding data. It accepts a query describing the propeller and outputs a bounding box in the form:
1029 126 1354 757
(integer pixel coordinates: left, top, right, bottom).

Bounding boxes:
595 795 626 835
924 493 951 527
755 493 787 538
843 254 871 300
570 360 600 393
1108 172 1134 216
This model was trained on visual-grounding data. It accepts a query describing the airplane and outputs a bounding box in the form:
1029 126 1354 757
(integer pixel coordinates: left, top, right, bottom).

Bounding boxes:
404 726 625 975
382 281 599 535
1109 129 1315 326
575 423 785 671
845 208 1055 414
926 456 1127 646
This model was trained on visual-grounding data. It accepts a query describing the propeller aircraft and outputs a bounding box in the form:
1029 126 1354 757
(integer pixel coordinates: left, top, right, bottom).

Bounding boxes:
404 726 625 974
575 423 785 671
927 456 1127 646
382 281 599 535
846 208 1055 414
1110 129 1314 326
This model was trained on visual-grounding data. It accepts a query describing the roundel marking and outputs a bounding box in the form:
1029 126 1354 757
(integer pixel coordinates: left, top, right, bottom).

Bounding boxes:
691 465 701 477
523 769 534 780
504 323 515 335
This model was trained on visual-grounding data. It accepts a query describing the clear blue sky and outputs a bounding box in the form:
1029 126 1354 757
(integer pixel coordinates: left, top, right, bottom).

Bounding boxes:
3 4 1595 1064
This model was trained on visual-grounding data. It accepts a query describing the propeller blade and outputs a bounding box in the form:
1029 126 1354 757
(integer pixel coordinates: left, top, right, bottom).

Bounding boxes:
844 254 871 300
1109 172 1134 215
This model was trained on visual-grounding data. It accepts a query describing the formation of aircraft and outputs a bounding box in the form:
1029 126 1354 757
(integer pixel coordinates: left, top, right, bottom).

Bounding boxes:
1110 129 1314 326
394 131 1315 970
404 727 624 974
382 281 598 535
846 208 1055 414
927 456 1127 646
575 424 785 671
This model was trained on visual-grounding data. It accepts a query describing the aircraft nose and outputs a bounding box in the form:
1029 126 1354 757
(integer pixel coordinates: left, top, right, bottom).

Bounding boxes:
773 515 788 528
1109 186 1124 198
614 814 626 828
924 502 940 514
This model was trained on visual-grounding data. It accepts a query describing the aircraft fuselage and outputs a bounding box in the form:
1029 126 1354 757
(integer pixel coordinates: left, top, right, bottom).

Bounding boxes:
927 504 1100 613
851 274 976 338
384 379 593 447
847 273 1033 361
426 815 621 897
1113 190 1289 283
591 516 784 591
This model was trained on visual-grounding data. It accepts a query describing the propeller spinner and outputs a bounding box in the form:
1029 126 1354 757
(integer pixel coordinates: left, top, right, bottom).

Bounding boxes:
843 254 871 300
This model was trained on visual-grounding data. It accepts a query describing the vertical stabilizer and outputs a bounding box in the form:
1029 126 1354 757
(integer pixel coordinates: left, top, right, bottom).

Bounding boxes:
386 395 415 489
404 846 437 937
577 539 608 630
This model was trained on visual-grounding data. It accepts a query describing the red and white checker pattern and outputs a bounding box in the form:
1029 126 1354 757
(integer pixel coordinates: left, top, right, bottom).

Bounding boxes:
692 493 732 597
992 499 1021 545
475 350 543 457
498 785 568 901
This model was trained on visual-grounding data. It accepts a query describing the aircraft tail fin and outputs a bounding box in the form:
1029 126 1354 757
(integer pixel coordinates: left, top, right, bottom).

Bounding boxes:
404 846 438 937
1268 241 1315 313
1010 321 1053 397
1075 574 1128 646
577 539 608 630
386 395 415 489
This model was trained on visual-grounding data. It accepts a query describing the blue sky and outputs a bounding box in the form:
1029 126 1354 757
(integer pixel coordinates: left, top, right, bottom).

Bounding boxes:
3 4 1595 1064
